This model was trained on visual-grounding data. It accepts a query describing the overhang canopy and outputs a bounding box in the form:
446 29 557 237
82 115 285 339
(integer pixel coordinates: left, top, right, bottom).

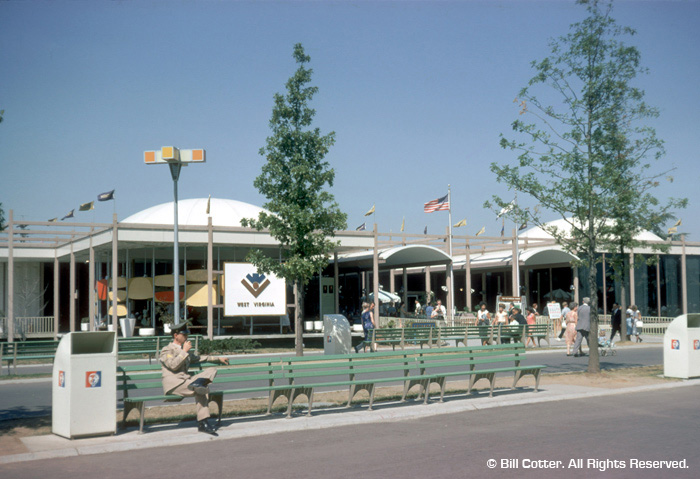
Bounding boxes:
336 244 452 271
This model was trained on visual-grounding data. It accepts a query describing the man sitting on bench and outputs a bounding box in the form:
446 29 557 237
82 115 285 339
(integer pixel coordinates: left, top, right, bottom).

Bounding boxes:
160 321 229 436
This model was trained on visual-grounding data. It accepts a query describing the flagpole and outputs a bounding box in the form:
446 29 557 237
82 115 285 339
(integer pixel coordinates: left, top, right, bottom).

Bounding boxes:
447 185 454 323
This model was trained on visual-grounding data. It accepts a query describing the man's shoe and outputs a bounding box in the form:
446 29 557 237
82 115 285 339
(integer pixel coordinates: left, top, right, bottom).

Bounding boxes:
198 419 218 436
573 353 580 357
188 378 210 395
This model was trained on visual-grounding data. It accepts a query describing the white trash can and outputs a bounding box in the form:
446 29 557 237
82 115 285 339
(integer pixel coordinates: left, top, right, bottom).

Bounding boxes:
52 331 118 438
323 314 351 355
663 314 700 379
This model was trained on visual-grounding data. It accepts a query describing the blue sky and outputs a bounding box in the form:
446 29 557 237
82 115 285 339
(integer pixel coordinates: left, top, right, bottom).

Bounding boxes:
1 0 698 240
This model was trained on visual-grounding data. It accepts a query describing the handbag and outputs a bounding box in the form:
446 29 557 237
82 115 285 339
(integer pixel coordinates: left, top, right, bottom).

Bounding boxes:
635 320 643 328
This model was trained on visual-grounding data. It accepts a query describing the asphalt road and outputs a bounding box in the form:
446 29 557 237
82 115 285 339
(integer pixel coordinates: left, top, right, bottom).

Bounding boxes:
1 380 696 479
0 345 663 421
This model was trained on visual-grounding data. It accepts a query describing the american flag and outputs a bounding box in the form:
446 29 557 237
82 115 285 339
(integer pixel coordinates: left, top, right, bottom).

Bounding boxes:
424 194 449 213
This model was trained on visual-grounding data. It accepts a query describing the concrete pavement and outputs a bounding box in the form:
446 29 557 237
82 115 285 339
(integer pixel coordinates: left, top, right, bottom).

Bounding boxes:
3 369 698 465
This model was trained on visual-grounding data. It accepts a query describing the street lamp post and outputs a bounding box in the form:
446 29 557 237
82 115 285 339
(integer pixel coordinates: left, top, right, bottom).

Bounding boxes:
145 147 205 326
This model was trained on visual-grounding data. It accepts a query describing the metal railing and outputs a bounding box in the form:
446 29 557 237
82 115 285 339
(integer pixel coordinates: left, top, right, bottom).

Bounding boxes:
0 316 55 339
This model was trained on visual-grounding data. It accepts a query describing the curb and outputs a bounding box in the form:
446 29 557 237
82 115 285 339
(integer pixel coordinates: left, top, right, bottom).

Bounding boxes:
3 377 698 465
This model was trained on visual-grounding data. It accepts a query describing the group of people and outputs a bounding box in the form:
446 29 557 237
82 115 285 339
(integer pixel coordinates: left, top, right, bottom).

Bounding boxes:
413 299 447 319
610 303 643 342
553 298 592 357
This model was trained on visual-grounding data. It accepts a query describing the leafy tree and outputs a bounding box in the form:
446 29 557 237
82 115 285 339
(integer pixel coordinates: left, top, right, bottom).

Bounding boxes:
242 44 347 356
489 0 683 372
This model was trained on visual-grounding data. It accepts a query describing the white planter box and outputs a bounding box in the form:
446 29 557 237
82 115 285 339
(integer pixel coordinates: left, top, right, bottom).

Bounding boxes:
313 320 323 331
352 324 364 333
304 321 314 331
139 328 156 336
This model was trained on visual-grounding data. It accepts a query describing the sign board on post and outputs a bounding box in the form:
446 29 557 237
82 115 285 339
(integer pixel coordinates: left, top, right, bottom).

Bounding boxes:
223 263 286 316
547 303 562 319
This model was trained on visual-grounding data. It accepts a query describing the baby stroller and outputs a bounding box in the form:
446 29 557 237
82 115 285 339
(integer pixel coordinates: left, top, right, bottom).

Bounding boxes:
598 330 616 356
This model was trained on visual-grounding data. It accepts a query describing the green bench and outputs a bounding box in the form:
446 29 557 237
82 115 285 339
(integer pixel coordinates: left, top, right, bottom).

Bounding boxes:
494 324 526 344
525 324 550 347
117 335 202 363
0 339 59 374
368 327 435 350
431 325 492 346
408 342 545 401
117 343 546 433
118 355 286 433
0 335 204 374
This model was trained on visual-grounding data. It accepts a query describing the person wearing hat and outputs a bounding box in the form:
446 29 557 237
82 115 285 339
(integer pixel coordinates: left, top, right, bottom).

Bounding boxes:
159 321 229 436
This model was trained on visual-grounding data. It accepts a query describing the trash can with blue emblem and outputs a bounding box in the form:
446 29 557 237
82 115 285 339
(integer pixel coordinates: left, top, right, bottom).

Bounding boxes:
663 314 700 379
52 331 118 438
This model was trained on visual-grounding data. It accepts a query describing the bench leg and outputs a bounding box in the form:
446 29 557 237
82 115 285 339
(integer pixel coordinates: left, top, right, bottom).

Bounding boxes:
137 403 146 434
348 383 372 407
424 378 442 404
367 384 376 411
269 389 292 415
403 378 424 402
287 387 312 418
513 368 541 391
469 372 495 397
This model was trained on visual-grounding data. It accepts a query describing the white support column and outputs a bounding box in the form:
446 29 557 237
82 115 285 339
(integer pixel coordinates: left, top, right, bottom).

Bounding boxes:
402 268 408 310
681 235 688 314
207 216 214 339
373 223 379 322
573 266 580 304
656 255 662 319
111 213 119 336
7 210 14 342
602 254 607 315
69 241 75 332
334 252 339 314
54 251 59 340
465 243 472 312
629 252 636 308
425 266 431 301
89 229 95 331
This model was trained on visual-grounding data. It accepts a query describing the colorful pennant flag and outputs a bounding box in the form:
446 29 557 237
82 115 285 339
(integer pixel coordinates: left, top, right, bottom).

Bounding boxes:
475 226 485 236
400 217 405 232
356 223 366 231
673 218 682 227
206 195 211 215
424 226 428 235
98 190 115 201
79 201 94 211
519 222 528 231
500 224 505 237
424 194 449 213
61 210 75 221
668 226 678 235
454 219 467 228
48 218 57 222
364 205 375 216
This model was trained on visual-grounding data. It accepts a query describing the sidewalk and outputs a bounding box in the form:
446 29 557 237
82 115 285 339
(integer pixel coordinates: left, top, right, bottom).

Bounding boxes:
3 366 697 465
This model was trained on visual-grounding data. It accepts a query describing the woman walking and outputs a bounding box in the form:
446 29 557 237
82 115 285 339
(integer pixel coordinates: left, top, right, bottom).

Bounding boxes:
354 302 376 353
564 302 578 356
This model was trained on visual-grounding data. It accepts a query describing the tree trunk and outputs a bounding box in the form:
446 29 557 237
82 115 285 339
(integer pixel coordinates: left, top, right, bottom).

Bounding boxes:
294 280 304 357
587 248 601 374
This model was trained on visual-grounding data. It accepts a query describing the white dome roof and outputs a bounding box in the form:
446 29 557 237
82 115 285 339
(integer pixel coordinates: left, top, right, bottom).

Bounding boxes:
122 198 267 227
519 217 663 242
